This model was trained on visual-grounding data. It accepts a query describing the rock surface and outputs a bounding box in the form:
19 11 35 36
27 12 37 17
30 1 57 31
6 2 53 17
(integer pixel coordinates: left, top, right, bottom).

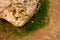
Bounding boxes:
0 0 39 27
0 0 12 12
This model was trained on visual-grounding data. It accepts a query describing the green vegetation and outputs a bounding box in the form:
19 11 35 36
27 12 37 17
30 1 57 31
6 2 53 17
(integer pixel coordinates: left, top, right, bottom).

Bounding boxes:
0 0 49 37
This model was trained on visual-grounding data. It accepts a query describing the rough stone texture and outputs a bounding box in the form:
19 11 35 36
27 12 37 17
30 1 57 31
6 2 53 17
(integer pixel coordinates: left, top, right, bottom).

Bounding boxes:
0 0 39 27
0 0 12 12
0 0 60 40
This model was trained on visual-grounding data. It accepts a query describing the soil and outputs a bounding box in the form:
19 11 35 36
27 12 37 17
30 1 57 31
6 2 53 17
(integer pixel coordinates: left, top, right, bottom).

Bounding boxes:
0 0 60 40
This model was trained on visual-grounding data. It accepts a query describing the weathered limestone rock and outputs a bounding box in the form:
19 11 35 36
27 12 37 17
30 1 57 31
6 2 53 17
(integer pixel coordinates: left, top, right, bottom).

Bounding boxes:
0 0 39 27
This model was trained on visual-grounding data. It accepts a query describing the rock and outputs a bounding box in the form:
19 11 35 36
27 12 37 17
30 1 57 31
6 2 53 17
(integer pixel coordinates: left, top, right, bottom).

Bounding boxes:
0 0 12 12
0 0 39 27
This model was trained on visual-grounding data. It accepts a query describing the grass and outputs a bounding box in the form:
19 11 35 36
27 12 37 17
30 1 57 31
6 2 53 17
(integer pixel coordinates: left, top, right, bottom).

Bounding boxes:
0 0 49 37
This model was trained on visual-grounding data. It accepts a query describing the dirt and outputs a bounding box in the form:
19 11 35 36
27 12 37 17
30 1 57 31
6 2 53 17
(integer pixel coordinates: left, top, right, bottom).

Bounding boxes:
0 0 60 40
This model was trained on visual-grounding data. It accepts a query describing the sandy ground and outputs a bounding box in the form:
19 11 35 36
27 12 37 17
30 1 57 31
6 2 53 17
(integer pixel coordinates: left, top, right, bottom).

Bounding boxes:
0 0 60 40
